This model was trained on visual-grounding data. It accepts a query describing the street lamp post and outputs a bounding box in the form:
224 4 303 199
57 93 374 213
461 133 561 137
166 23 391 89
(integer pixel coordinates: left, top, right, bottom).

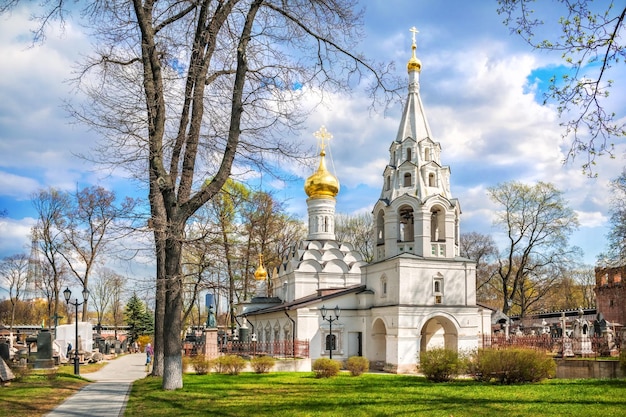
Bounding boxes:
63 287 89 376
320 305 340 359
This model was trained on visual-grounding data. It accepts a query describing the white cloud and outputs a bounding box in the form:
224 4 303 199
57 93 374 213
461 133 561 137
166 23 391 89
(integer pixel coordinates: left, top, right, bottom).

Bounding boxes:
0 217 35 256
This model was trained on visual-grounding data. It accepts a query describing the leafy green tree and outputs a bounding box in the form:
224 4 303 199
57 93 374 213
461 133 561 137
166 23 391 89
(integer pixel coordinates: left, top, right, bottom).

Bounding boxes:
125 293 154 343
498 0 626 172
488 181 580 316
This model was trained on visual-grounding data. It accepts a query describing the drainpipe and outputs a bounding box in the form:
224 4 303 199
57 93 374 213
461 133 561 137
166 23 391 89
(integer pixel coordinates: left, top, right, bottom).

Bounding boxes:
284 309 296 358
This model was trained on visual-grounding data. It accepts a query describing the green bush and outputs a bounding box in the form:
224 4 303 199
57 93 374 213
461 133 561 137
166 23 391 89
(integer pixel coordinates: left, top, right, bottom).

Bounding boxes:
312 358 341 378
418 348 463 382
190 355 212 375
467 348 556 384
345 356 369 376
250 356 275 374
215 355 246 375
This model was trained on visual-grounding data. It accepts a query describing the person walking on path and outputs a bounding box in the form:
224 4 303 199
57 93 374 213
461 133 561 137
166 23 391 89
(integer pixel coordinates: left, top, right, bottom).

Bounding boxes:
145 343 153 373
45 352 147 417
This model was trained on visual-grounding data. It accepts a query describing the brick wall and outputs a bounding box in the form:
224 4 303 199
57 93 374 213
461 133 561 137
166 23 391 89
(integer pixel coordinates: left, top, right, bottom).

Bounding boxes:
595 266 626 324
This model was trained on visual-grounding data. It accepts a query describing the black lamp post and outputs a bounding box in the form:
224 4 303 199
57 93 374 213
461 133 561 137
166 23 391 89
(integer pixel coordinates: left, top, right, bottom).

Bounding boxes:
63 287 89 376
320 305 340 359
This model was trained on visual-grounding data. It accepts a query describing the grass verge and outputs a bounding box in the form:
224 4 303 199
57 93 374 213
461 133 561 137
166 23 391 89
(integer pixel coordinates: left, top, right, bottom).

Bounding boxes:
125 373 626 417
0 371 88 417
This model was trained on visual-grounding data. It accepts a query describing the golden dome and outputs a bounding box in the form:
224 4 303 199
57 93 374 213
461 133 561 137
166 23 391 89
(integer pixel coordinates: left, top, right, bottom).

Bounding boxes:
407 43 422 73
254 254 268 281
304 150 340 198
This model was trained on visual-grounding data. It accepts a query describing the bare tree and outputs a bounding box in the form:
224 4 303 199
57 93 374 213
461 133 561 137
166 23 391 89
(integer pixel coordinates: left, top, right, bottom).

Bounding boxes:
0 254 30 333
6 0 397 390
488 181 580 316
31 188 70 327
90 267 126 332
460 231 499 307
498 0 626 173
335 212 374 262
60 186 135 319
604 168 626 264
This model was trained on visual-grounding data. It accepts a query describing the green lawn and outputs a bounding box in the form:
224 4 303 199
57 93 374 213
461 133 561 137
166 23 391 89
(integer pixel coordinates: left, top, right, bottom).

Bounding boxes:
125 373 626 417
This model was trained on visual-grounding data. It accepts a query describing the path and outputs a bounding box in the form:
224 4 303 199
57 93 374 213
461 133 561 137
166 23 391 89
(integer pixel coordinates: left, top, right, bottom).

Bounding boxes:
45 352 147 417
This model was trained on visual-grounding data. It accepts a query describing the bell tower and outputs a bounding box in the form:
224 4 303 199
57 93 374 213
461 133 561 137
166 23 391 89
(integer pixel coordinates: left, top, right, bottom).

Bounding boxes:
372 28 460 261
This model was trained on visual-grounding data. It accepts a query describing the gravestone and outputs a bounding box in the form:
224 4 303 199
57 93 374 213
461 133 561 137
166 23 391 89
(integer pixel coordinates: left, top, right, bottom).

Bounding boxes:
0 339 10 362
34 330 55 369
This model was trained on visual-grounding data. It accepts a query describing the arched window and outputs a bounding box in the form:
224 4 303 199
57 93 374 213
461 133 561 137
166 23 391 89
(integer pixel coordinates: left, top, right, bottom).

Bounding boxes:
428 172 435 187
406 148 412 161
403 173 411 187
430 208 445 242
324 216 329 232
325 334 337 351
376 211 385 245
433 276 443 304
398 206 414 242
425 148 431 161
385 176 390 191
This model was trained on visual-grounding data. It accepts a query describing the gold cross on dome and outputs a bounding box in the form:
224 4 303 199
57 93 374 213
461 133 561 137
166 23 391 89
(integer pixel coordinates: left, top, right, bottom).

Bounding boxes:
410 26 419 45
314 125 333 153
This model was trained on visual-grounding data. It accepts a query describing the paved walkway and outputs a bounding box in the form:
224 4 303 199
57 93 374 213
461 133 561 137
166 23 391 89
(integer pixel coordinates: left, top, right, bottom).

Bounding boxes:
45 353 148 417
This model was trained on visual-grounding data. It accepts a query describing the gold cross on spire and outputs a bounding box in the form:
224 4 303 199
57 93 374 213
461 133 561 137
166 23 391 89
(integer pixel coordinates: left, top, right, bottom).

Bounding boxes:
314 125 333 153
410 26 419 46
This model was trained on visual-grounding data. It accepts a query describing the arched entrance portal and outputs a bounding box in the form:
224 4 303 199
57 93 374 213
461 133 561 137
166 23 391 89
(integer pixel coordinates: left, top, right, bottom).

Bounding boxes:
371 318 387 370
420 316 458 352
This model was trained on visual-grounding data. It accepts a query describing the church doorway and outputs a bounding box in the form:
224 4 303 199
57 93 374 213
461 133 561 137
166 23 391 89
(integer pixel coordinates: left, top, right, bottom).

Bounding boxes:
371 318 387 370
420 316 458 352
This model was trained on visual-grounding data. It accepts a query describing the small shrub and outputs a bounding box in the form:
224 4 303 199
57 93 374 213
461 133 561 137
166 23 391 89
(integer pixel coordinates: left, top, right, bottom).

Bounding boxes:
190 355 212 375
44 368 58 381
9 363 32 381
619 349 626 374
467 348 556 384
215 355 246 375
182 356 192 373
312 358 340 378
250 356 275 374
345 356 369 376
418 348 462 382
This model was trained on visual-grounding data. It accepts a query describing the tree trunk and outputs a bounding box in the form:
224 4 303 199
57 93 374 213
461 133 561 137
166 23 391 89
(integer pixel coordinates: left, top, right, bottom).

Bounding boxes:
161 223 184 390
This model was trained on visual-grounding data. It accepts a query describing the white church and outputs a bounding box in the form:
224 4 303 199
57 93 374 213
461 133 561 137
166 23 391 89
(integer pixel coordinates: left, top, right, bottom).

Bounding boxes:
239 30 492 373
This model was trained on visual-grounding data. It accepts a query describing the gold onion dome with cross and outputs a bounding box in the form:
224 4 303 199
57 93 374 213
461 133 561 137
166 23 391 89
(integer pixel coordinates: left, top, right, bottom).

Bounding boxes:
304 126 340 199
407 26 422 72
254 254 268 281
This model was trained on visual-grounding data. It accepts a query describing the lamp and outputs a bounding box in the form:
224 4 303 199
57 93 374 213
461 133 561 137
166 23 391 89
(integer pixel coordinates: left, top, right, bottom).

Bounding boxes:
320 305 340 359
63 287 89 376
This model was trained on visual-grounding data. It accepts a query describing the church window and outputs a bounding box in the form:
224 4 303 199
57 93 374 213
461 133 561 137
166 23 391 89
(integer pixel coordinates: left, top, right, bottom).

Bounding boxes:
325 334 337 351
324 216 329 232
428 172 435 187
406 148 412 161
433 277 443 304
376 211 385 245
385 176 390 191
381 276 388 297
430 208 445 242
403 173 411 186
425 148 432 161
398 206 414 242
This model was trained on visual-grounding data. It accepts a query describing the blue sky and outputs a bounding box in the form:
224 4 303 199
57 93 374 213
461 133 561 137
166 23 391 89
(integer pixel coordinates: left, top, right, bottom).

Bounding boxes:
1 0 625 284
